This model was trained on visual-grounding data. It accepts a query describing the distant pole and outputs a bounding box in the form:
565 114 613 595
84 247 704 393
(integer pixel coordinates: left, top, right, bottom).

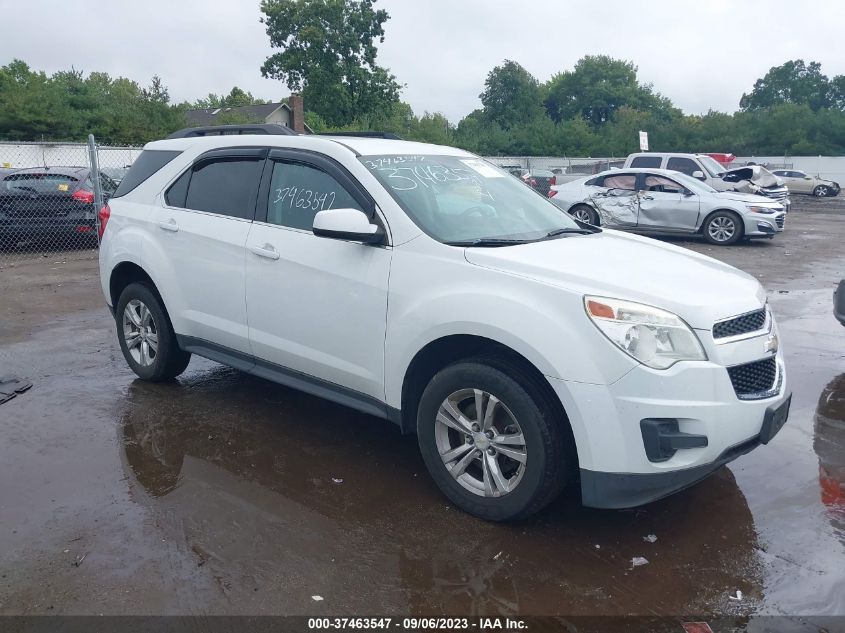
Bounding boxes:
87 134 104 238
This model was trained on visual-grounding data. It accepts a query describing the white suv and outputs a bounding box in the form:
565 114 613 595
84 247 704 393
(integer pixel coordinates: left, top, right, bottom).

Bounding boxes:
98 128 791 521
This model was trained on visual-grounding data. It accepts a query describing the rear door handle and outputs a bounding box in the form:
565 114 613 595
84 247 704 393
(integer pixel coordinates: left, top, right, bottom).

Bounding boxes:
249 243 280 260
158 219 179 232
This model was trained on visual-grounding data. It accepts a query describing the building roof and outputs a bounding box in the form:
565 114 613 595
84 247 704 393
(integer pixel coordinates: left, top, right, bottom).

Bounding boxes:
185 102 288 126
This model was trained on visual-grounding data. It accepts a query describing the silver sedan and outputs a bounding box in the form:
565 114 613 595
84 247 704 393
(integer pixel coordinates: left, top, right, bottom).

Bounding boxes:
548 168 787 245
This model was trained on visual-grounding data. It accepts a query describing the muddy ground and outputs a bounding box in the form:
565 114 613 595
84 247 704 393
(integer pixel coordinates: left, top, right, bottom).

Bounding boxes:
1 195 844 623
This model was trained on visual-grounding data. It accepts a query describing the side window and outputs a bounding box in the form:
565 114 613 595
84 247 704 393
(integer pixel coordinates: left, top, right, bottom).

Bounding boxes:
112 150 181 198
267 161 363 230
643 175 685 194
183 158 263 219
165 170 191 208
666 157 700 176
601 174 637 191
630 156 662 168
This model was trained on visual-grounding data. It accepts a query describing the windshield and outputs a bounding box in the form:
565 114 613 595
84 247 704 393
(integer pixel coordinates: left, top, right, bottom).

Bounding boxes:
360 154 582 243
667 171 719 194
698 155 726 178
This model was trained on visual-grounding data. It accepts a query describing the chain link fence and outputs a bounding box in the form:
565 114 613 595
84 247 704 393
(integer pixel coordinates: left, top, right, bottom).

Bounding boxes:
0 138 140 266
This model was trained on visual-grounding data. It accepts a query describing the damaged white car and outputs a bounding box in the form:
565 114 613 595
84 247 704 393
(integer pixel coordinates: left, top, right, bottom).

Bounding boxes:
624 153 791 211
548 168 786 245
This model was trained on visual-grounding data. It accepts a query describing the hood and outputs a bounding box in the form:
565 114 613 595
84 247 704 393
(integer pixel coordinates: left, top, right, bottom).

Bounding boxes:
464 230 765 330
712 191 782 205
723 165 782 188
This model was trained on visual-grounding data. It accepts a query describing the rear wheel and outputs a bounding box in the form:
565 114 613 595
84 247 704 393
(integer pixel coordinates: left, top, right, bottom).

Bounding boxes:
814 185 830 197
569 204 599 225
116 282 191 381
417 361 568 521
703 211 743 245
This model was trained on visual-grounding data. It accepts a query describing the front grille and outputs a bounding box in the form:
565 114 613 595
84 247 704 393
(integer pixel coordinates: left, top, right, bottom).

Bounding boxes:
762 187 789 200
776 215 785 228
727 357 778 398
713 308 767 339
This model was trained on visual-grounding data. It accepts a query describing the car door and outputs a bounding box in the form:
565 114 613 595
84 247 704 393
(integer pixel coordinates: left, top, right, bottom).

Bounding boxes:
244 148 391 402
588 173 638 226
791 171 815 194
154 147 265 355
636 173 700 231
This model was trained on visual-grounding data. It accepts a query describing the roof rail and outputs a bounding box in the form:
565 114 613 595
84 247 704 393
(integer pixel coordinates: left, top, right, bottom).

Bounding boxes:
316 131 403 140
165 124 298 139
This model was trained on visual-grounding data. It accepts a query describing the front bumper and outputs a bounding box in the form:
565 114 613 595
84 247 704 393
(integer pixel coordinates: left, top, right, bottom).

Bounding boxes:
580 394 790 508
744 211 785 238
547 342 789 509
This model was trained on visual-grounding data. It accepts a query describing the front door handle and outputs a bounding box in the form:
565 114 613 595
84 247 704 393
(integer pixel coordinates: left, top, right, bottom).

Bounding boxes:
641 195 654 200
249 243 280 260
158 219 179 232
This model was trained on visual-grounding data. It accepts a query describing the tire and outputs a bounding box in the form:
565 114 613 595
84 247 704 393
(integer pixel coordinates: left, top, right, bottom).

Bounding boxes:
703 211 743 245
814 185 830 197
115 282 191 381
416 360 568 521
569 204 599 225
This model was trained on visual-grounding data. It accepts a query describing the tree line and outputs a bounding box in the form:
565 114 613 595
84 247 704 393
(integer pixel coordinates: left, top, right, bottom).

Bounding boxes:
2 0 845 156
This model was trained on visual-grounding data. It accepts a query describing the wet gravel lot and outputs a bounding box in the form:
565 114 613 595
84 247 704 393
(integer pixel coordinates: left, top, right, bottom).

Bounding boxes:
1 196 844 620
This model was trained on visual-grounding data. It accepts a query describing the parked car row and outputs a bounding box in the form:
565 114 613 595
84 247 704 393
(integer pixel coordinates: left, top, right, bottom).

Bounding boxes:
548 167 787 245
624 153 792 210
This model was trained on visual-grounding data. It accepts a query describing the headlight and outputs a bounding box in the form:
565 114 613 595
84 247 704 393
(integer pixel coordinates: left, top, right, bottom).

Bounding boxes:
747 205 775 215
584 296 707 369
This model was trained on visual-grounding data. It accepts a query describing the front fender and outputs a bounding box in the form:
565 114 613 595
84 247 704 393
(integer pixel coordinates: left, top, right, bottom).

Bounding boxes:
383 246 637 409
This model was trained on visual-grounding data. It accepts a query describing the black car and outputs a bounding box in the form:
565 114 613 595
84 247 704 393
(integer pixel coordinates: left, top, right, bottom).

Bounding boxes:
0 167 116 248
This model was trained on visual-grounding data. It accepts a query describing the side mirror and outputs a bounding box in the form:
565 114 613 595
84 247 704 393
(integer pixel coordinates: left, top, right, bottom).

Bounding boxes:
691 170 706 180
312 208 384 244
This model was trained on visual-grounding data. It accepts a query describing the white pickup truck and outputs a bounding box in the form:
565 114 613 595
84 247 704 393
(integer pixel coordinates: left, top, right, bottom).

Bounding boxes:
624 153 791 211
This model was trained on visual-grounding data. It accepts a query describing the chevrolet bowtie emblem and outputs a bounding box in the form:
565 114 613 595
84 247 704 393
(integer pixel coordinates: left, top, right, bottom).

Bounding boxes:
764 332 779 354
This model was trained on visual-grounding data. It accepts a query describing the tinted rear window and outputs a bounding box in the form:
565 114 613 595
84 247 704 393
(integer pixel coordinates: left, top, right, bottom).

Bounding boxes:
183 158 262 219
112 150 181 198
630 156 662 168
3 173 79 194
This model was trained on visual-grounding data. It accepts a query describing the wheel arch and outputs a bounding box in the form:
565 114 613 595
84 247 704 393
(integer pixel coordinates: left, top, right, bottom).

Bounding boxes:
399 334 579 471
568 202 601 225
109 261 160 309
700 207 744 235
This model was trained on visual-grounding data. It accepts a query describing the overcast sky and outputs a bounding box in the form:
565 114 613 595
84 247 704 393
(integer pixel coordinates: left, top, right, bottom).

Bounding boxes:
2 0 844 122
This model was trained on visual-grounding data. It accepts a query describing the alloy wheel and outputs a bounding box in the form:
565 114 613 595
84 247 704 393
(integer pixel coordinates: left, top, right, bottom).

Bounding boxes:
708 216 736 242
434 388 527 497
122 299 158 367
571 208 593 224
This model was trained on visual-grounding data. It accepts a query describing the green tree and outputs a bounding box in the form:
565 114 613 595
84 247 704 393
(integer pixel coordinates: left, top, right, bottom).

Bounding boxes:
544 55 675 126
740 60 833 112
192 86 267 109
260 0 401 127
479 60 544 129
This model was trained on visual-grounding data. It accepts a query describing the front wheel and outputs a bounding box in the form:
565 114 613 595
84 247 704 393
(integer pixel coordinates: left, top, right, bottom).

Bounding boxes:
569 204 599 225
703 211 743 245
416 361 568 521
814 185 830 197
116 282 191 381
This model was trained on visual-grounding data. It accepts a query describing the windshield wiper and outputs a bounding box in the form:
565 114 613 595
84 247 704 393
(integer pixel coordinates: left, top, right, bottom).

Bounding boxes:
544 227 597 238
445 238 530 247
